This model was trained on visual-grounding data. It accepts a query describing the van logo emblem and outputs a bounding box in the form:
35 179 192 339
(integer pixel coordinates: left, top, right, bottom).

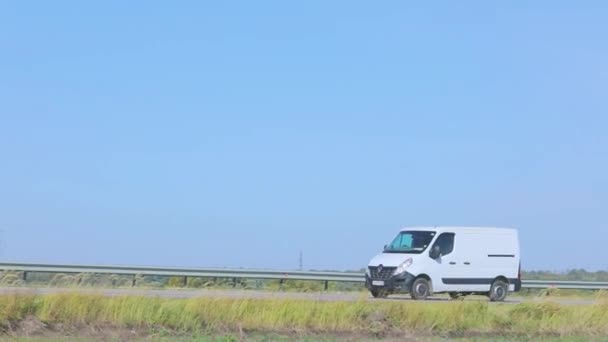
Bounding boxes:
378 264 383 272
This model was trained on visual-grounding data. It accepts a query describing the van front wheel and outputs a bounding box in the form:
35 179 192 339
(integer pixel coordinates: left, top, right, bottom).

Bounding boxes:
410 278 431 300
489 279 508 302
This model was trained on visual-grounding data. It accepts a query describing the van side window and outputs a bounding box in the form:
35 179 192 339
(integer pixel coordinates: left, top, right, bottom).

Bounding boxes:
432 233 455 256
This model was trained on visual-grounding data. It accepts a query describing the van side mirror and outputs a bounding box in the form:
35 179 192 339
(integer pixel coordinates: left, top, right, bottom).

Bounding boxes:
429 246 441 259
383 245 388 251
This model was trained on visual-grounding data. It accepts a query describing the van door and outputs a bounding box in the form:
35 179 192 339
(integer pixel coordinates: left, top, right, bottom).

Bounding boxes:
443 232 501 293
427 232 461 292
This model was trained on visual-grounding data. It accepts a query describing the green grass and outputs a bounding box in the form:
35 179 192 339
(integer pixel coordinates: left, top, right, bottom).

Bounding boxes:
6 338 608 342
0 337 355 342
0 294 607 339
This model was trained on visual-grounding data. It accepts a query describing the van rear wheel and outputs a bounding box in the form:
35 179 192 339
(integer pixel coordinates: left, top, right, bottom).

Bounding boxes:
410 278 431 300
489 279 509 302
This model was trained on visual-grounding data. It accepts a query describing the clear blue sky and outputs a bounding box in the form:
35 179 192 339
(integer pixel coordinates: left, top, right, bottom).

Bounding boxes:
1 1 606 271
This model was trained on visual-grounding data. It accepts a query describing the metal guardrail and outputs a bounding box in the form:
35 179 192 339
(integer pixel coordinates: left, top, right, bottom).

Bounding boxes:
0 262 607 290
521 280 608 290
0 262 363 289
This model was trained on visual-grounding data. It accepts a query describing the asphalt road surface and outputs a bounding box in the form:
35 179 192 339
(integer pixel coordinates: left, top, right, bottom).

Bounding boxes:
0 287 599 305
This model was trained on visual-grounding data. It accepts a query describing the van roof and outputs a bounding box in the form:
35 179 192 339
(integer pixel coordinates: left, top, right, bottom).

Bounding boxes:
400 226 517 233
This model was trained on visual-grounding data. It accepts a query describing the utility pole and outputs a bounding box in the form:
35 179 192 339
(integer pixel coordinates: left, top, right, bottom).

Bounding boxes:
299 250 303 271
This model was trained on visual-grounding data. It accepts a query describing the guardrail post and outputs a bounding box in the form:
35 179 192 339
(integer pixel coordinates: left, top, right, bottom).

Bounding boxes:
132 275 137 287
324 280 328 291
182 276 188 287
22 271 28 282
232 277 237 288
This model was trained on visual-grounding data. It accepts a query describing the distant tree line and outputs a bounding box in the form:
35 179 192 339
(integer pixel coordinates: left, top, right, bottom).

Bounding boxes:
523 269 608 282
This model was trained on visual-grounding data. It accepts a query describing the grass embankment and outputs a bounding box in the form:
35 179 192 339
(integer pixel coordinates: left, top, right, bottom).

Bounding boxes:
1 294 608 338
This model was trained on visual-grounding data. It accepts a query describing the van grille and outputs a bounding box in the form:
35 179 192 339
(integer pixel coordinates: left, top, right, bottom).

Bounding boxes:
369 266 396 280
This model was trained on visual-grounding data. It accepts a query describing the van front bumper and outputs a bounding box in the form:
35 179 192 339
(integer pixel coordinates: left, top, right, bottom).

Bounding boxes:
365 272 416 293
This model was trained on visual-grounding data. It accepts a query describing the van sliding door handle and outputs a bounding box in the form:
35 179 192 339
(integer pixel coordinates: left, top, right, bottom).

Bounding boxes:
449 262 457 265
464 262 471 265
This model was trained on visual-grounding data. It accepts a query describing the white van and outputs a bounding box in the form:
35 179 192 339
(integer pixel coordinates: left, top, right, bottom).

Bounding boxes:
365 227 521 301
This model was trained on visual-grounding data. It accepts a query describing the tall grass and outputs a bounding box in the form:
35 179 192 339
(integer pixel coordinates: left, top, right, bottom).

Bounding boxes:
0 294 607 337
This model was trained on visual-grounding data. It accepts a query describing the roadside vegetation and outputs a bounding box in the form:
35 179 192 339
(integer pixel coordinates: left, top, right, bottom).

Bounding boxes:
2 336 413 342
0 271 364 292
0 293 608 339
523 269 608 282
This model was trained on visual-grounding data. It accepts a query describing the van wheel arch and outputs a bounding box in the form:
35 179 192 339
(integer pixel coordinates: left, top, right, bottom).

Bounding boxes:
415 274 433 295
493 275 509 284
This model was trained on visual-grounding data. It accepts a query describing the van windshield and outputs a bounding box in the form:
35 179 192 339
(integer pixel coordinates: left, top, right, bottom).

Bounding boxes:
384 231 436 254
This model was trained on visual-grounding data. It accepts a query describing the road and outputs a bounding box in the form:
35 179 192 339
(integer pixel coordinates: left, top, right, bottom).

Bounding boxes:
0 287 599 305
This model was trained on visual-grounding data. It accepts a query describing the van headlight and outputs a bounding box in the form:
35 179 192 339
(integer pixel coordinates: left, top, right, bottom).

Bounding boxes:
394 258 413 275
